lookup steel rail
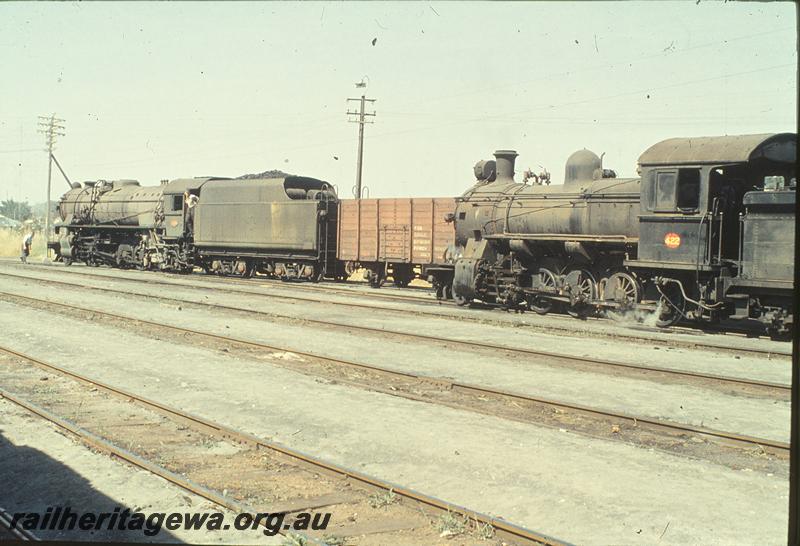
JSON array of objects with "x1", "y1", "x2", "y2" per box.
[
  {"x1": 0, "y1": 505, "x2": 38, "y2": 541},
  {"x1": 0, "y1": 387, "x2": 322, "y2": 544},
  {"x1": 0, "y1": 348, "x2": 565, "y2": 546},
  {"x1": 0, "y1": 293, "x2": 789, "y2": 454},
  {"x1": 21, "y1": 257, "x2": 787, "y2": 342},
  {"x1": 0, "y1": 273, "x2": 789, "y2": 393},
  {"x1": 0, "y1": 263, "x2": 788, "y2": 359}
]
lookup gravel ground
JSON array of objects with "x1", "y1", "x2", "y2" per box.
[
  {"x1": 0, "y1": 276, "x2": 790, "y2": 444},
  {"x1": 0, "y1": 299, "x2": 788, "y2": 545},
  {"x1": 0, "y1": 398, "x2": 280, "y2": 544}
]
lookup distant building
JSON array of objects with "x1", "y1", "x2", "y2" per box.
[{"x1": 0, "y1": 214, "x2": 22, "y2": 229}]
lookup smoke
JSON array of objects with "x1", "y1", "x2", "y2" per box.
[{"x1": 603, "y1": 301, "x2": 664, "y2": 328}]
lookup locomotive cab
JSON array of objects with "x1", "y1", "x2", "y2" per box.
[
  {"x1": 626, "y1": 133, "x2": 796, "y2": 327},
  {"x1": 631, "y1": 133, "x2": 795, "y2": 270},
  {"x1": 161, "y1": 178, "x2": 219, "y2": 240}
]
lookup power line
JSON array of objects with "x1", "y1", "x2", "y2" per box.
[
  {"x1": 355, "y1": 62, "x2": 795, "y2": 142},
  {"x1": 390, "y1": 26, "x2": 796, "y2": 109}
]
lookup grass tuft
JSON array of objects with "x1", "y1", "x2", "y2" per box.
[{"x1": 367, "y1": 487, "x2": 399, "y2": 509}]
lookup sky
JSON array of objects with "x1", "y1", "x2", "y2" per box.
[{"x1": 0, "y1": 1, "x2": 796, "y2": 204}]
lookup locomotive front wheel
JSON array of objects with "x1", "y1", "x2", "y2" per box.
[
  {"x1": 442, "y1": 284, "x2": 452, "y2": 301},
  {"x1": 453, "y1": 293, "x2": 470, "y2": 306}
]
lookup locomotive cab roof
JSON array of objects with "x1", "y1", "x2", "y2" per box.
[{"x1": 638, "y1": 133, "x2": 796, "y2": 166}]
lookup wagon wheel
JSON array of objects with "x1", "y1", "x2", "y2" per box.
[
  {"x1": 368, "y1": 270, "x2": 384, "y2": 288},
  {"x1": 566, "y1": 269, "x2": 596, "y2": 319},
  {"x1": 655, "y1": 281, "x2": 686, "y2": 328},
  {"x1": 529, "y1": 268, "x2": 557, "y2": 315}
]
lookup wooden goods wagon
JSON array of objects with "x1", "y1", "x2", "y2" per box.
[{"x1": 337, "y1": 198, "x2": 455, "y2": 286}]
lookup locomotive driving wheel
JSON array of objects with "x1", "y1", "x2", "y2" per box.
[
  {"x1": 529, "y1": 268, "x2": 557, "y2": 315},
  {"x1": 655, "y1": 281, "x2": 686, "y2": 327},
  {"x1": 604, "y1": 272, "x2": 641, "y2": 306},
  {"x1": 566, "y1": 269, "x2": 597, "y2": 318}
]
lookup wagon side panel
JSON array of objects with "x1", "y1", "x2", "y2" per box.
[{"x1": 432, "y1": 198, "x2": 456, "y2": 265}]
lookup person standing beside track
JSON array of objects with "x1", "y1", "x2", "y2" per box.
[{"x1": 19, "y1": 231, "x2": 34, "y2": 264}]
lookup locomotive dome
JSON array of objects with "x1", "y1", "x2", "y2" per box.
[{"x1": 564, "y1": 149, "x2": 602, "y2": 186}]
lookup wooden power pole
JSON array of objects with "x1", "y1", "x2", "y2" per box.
[
  {"x1": 37, "y1": 114, "x2": 65, "y2": 261},
  {"x1": 346, "y1": 94, "x2": 376, "y2": 199}
]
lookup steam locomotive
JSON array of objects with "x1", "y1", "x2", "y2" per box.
[
  {"x1": 52, "y1": 176, "x2": 339, "y2": 280},
  {"x1": 445, "y1": 133, "x2": 796, "y2": 337},
  {"x1": 50, "y1": 132, "x2": 796, "y2": 337}
]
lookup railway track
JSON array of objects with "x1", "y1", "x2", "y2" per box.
[
  {"x1": 1, "y1": 290, "x2": 789, "y2": 457},
  {"x1": 169, "y1": 273, "x2": 796, "y2": 343},
  {"x1": 0, "y1": 272, "x2": 789, "y2": 395},
  {"x1": 0, "y1": 345, "x2": 563, "y2": 546},
  {"x1": 0, "y1": 505, "x2": 37, "y2": 541},
  {"x1": 0, "y1": 264, "x2": 789, "y2": 360}
]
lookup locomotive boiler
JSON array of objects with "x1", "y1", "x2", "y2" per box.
[
  {"x1": 451, "y1": 149, "x2": 641, "y2": 315},
  {"x1": 53, "y1": 179, "x2": 183, "y2": 269}
]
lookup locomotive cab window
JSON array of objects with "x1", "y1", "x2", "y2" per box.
[
  {"x1": 676, "y1": 169, "x2": 700, "y2": 211},
  {"x1": 652, "y1": 169, "x2": 700, "y2": 212},
  {"x1": 172, "y1": 195, "x2": 183, "y2": 211},
  {"x1": 654, "y1": 171, "x2": 677, "y2": 211}
]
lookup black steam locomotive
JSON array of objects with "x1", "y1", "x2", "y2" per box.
[
  {"x1": 448, "y1": 133, "x2": 796, "y2": 337},
  {"x1": 50, "y1": 132, "x2": 795, "y2": 337},
  {"x1": 52, "y1": 176, "x2": 339, "y2": 280}
]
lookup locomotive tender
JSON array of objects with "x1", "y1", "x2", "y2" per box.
[
  {"x1": 50, "y1": 132, "x2": 795, "y2": 336},
  {"x1": 447, "y1": 133, "x2": 796, "y2": 336}
]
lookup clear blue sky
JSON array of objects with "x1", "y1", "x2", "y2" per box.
[{"x1": 0, "y1": 1, "x2": 796, "y2": 203}]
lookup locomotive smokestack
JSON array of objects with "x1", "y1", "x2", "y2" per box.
[{"x1": 493, "y1": 150, "x2": 518, "y2": 183}]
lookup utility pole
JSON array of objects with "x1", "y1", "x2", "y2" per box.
[
  {"x1": 37, "y1": 114, "x2": 65, "y2": 261},
  {"x1": 346, "y1": 92, "x2": 376, "y2": 199}
]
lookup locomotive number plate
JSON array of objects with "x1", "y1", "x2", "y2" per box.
[{"x1": 664, "y1": 232, "x2": 681, "y2": 249}]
